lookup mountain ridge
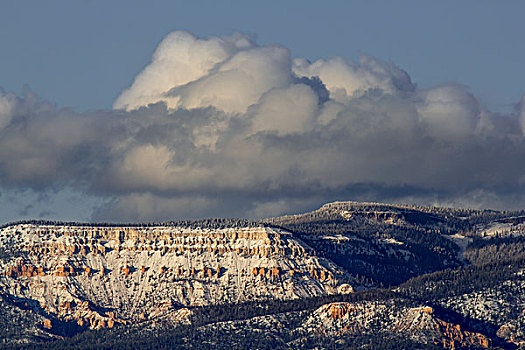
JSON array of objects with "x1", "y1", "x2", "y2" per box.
[{"x1": 1, "y1": 200, "x2": 525, "y2": 349}]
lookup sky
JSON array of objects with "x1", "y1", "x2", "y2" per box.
[{"x1": 1, "y1": 1, "x2": 525, "y2": 223}]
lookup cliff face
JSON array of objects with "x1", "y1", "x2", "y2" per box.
[{"x1": 0, "y1": 223, "x2": 348, "y2": 334}]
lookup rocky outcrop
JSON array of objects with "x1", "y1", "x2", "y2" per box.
[
  {"x1": 12, "y1": 225, "x2": 304, "y2": 258},
  {"x1": 303, "y1": 301, "x2": 491, "y2": 350},
  {"x1": 329, "y1": 303, "x2": 355, "y2": 320},
  {"x1": 395, "y1": 307, "x2": 491, "y2": 349},
  {"x1": 4, "y1": 261, "x2": 46, "y2": 278}
]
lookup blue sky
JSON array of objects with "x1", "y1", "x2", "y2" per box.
[
  {"x1": 2, "y1": 1, "x2": 524, "y2": 112},
  {"x1": 1, "y1": 1, "x2": 525, "y2": 224}
]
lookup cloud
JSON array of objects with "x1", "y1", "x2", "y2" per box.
[
  {"x1": 0, "y1": 89, "x2": 17, "y2": 129},
  {"x1": 417, "y1": 84, "x2": 480, "y2": 141},
  {"x1": 292, "y1": 55, "x2": 415, "y2": 103},
  {"x1": 1, "y1": 31, "x2": 525, "y2": 222},
  {"x1": 251, "y1": 84, "x2": 318, "y2": 135},
  {"x1": 113, "y1": 31, "x2": 292, "y2": 114},
  {"x1": 113, "y1": 31, "x2": 244, "y2": 111}
]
